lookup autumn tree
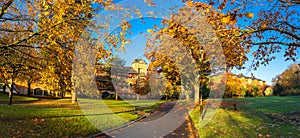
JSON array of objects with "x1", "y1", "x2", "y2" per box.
[
  {"x1": 2, "y1": 0, "x2": 297, "y2": 104},
  {"x1": 145, "y1": 0, "x2": 299, "y2": 103},
  {"x1": 0, "y1": 1, "x2": 41, "y2": 104},
  {"x1": 145, "y1": 58, "x2": 182, "y2": 100},
  {"x1": 17, "y1": 64, "x2": 42, "y2": 96},
  {"x1": 242, "y1": 0, "x2": 299, "y2": 68},
  {"x1": 0, "y1": 44, "x2": 40, "y2": 105},
  {"x1": 223, "y1": 73, "x2": 243, "y2": 98},
  {"x1": 194, "y1": 0, "x2": 299, "y2": 68},
  {"x1": 108, "y1": 55, "x2": 127, "y2": 100},
  {"x1": 145, "y1": 2, "x2": 251, "y2": 105},
  {"x1": 1, "y1": 0, "x2": 114, "y2": 103},
  {"x1": 273, "y1": 63, "x2": 300, "y2": 96},
  {"x1": 128, "y1": 73, "x2": 151, "y2": 100},
  {"x1": 36, "y1": 0, "x2": 129, "y2": 101},
  {"x1": 73, "y1": 31, "x2": 100, "y2": 102},
  {"x1": 36, "y1": 0, "x2": 96, "y2": 99}
]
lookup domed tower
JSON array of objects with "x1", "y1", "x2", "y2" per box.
[{"x1": 131, "y1": 58, "x2": 147, "y2": 74}]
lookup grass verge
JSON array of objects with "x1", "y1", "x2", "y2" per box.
[{"x1": 190, "y1": 96, "x2": 300, "y2": 137}]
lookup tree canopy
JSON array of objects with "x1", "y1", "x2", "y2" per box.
[
  {"x1": 0, "y1": 0, "x2": 299, "y2": 104},
  {"x1": 273, "y1": 63, "x2": 300, "y2": 96}
]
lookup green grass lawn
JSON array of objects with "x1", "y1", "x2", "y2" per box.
[
  {"x1": 0, "y1": 94, "x2": 165, "y2": 137},
  {"x1": 77, "y1": 98, "x2": 165, "y2": 132},
  {"x1": 0, "y1": 93, "x2": 38, "y2": 102},
  {"x1": 190, "y1": 96, "x2": 300, "y2": 138}
]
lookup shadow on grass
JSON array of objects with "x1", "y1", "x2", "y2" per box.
[
  {"x1": 225, "y1": 110, "x2": 251, "y2": 137},
  {"x1": 193, "y1": 96, "x2": 300, "y2": 137},
  {"x1": 1, "y1": 105, "x2": 161, "y2": 121},
  {"x1": 224, "y1": 96, "x2": 300, "y2": 113},
  {"x1": 0, "y1": 110, "x2": 137, "y2": 124},
  {"x1": 0, "y1": 100, "x2": 39, "y2": 104}
]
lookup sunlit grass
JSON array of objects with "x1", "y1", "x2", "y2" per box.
[
  {"x1": 78, "y1": 98, "x2": 165, "y2": 131},
  {"x1": 190, "y1": 96, "x2": 300, "y2": 137},
  {"x1": 0, "y1": 97, "x2": 166, "y2": 137}
]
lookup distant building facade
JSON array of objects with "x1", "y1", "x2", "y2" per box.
[
  {"x1": 224, "y1": 72, "x2": 267, "y2": 98},
  {"x1": 95, "y1": 59, "x2": 149, "y2": 99}
]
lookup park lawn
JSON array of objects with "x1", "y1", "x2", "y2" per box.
[
  {"x1": 0, "y1": 95, "x2": 165, "y2": 137},
  {"x1": 0, "y1": 93, "x2": 38, "y2": 102},
  {"x1": 77, "y1": 98, "x2": 165, "y2": 132},
  {"x1": 190, "y1": 96, "x2": 300, "y2": 138}
]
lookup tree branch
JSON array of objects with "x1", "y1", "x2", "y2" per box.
[
  {"x1": 250, "y1": 41, "x2": 300, "y2": 47},
  {"x1": 279, "y1": 21, "x2": 300, "y2": 30},
  {"x1": 244, "y1": 27, "x2": 300, "y2": 40},
  {"x1": 1, "y1": 18, "x2": 79, "y2": 49},
  {"x1": 0, "y1": 28, "x2": 33, "y2": 32},
  {"x1": 8, "y1": 47, "x2": 42, "y2": 60},
  {"x1": 0, "y1": 17, "x2": 36, "y2": 22},
  {"x1": 254, "y1": 28, "x2": 300, "y2": 40},
  {"x1": 0, "y1": 0, "x2": 14, "y2": 19}
]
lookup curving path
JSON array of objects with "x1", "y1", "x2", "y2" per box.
[{"x1": 93, "y1": 101, "x2": 199, "y2": 138}]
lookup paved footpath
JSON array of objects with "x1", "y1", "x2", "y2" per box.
[{"x1": 94, "y1": 101, "x2": 199, "y2": 138}]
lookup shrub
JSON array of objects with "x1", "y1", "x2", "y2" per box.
[{"x1": 264, "y1": 87, "x2": 273, "y2": 96}]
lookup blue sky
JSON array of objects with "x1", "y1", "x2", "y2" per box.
[
  {"x1": 96, "y1": 0, "x2": 299, "y2": 85},
  {"x1": 232, "y1": 51, "x2": 298, "y2": 85}
]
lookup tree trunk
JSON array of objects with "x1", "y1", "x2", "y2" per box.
[
  {"x1": 136, "y1": 94, "x2": 139, "y2": 100},
  {"x1": 27, "y1": 82, "x2": 31, "y2": 96},
  {"x1": 199, "y1": 83, "x2": 204, "y2": 118},
  {"x1": 194, "y1": 85, "x2": 200, "y2": 104},
  {"x1": 199, "y1": 74, "x2": 204, "y2": 117},
  {"x1": 8, "y1": 82, "x2": 14, "y2": 105},
  {"x1": 185, "y1": 91, "x2": 190, "y2": 101},
  {"x1": 2, "y1": 84, "x2": 6, "y2": 94},
  {"x1": 194, "y1": 74, "x2": 200, "y2": 105},
  {"x1": 72, "y1": 79, "x2": 77, "y2": 103},
  {"x1": 182, "y1": 87, "x2": 189, "y2": 100},
  {"x1": 115, "y1": 91, "x2": 118, "y2": 101},
  {"x1": 59, "y1": 74, "x2": 65, "y2": 98},
  {"x1": 186, "y1": 93, "x2": 190, "y2": 100},
  {"x1": 200, "y1": 91, "x2": 204, "y2": 116},
  {"x1": 72, "y1": 89, "x2": 77, "y2": 104}
]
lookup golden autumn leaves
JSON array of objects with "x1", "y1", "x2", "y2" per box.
[
  {"x1": 142, "y1": 1, "x2": 257, "y2": 100},
  {"x1": 185, "y1": 1, "x2": 255, "y2": 30},
  {"x1": 220, "y1": 12, "x2": 253, "y2": 25},
  {"x1": 246, "y1": 12, "x2": 255, "y2": 18}
]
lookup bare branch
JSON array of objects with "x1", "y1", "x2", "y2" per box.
[
  {"x1": 250, "y1": 41, "x2": 300, "y2": 47},
  {"x1": 242, "y1": 27, "x2": 300, "y2": 40},
  {"x1": 0, "y1": 0, "x2": 14, "y2": 19},
  {"x1": 0, "y1": 28, "x2": 33, "y2": 32},
  {"x1": 0, "y1": 17, "x2": 36, "y2": 22},
  {"x1": 279, "y1": 21, "x2": 300, "y2": 30}
]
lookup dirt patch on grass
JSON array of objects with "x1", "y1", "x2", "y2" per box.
[{"x1": 259, "y1": 111, "x2": 300, "y2": 124}]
